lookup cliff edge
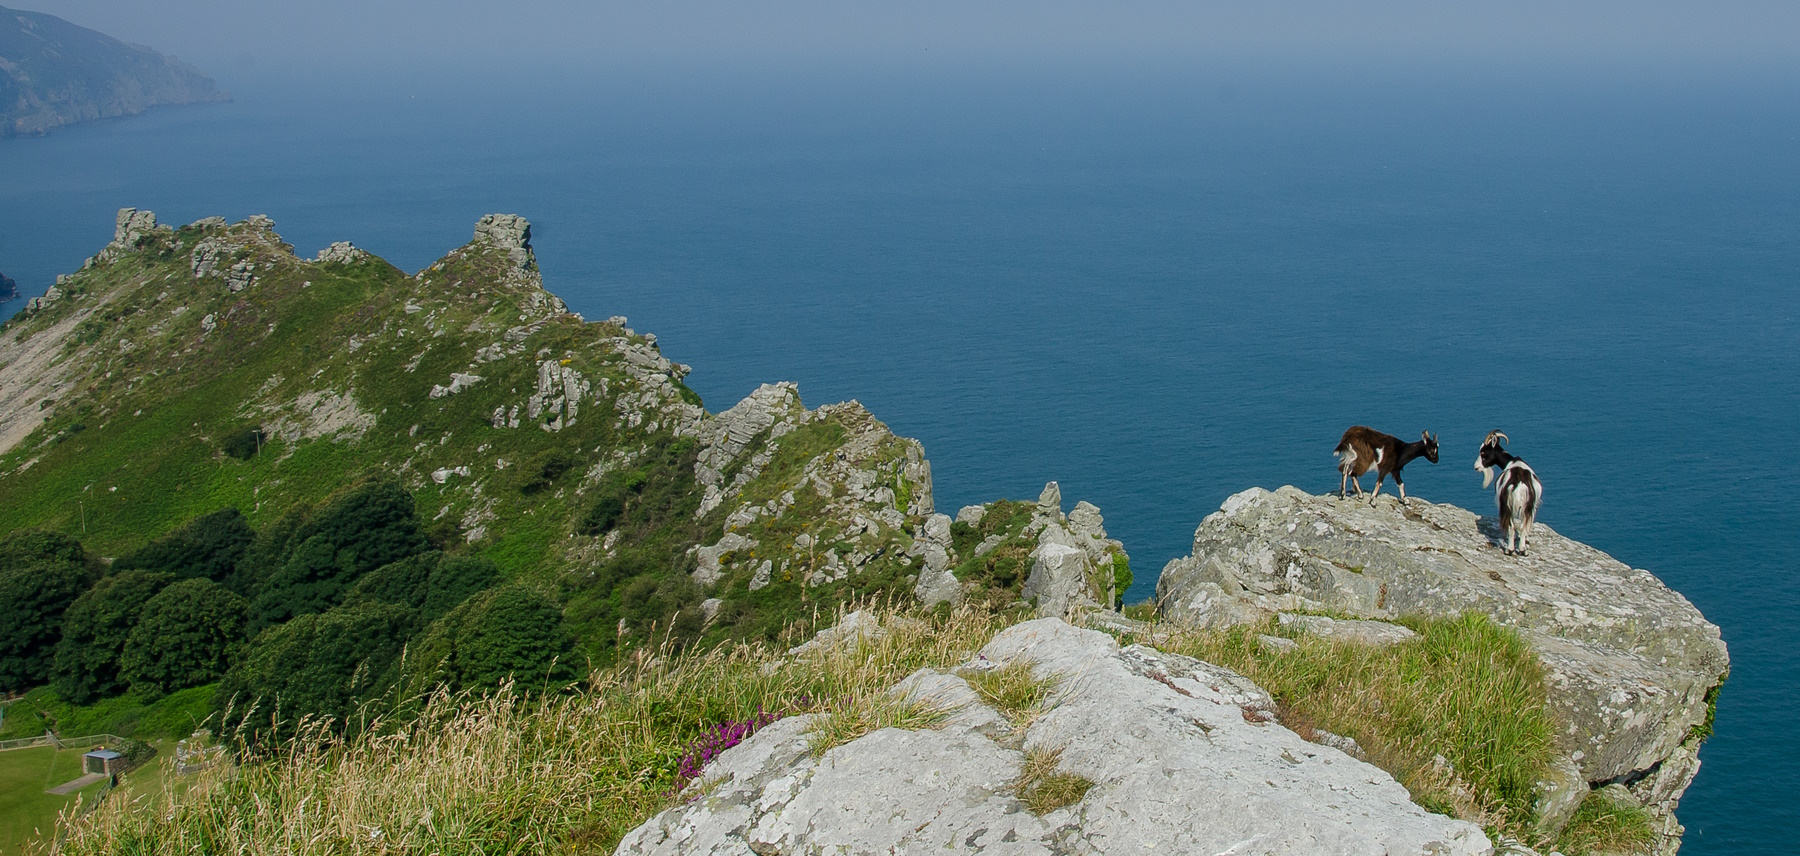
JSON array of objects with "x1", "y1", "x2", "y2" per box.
[{"x1": 1156, "y1": 486, "x2": 1728, "y2": 854}]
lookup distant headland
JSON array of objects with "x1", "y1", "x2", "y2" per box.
[{"x1": 0, "y1": 4, "x2": 228, "y2": 136}]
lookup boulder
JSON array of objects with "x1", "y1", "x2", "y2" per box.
[
  {"x1": 616, "y1": 619, "x2": 1492, "y2": 855},
  {"x1": 1155, "y1": 486, "x2": 1728, "y2": 846}
]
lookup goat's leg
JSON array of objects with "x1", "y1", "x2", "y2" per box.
[
  {"x1": 1369, "y1": 474, "x2": 1383, "y2": 503},
  {"x1": 1394, "y1": 471, "x2": 1408, "y2": 504},
  {"x1": 1339, "y1": 468, "x2": 1349, "y2": 499}
]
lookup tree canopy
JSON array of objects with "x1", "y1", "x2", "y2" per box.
[
  {"x1": 244, "y1": 481, "x2": 430, "y2": 633},
  {"x1": 121, "y1": 578, "x2": 247, "y2": 699},
  {"x1": 113, "y1": 508, "x2": 254, "y2": 584},
  {"x1": 0, "y1": 530, "x2": 99, "y2": 693},
  {"x1": 51, "y1": 570, "x2": 177, "y2": 703},
  {"x1": 215, "y1": 603, "x2": 415, "y2": 738}
]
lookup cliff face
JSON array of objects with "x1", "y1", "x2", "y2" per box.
[
  {"x1": 1156, "y1": 487, "x2": 1729, "y2": 854},
  {"x1": 0, "y1": 5, "x2": 228, "y2": 136}
]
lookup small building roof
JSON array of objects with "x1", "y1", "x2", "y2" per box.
[{"x1": 84, "y1": 749, "x2": 122, "y2": 760}]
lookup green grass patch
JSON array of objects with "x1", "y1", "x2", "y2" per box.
[
  {"x1": 961, "y1": 661, "x2": 1054, "y2": 733},
  {"x1": 1555, "y1": 790, "x2": 1656, "y2": 855},
  {"x1": 0, "y1": 745, "x2": 109, "y2": 855},
  {"x1": 0, "y1": 685, "x2": 215, "y2": 742},
  {"x1": 1128, "y1": 611, "x2": 1556, "y2": 839},
  {"x1": 1015, "y1": 746, "x2": 1093, "y2": 815}
]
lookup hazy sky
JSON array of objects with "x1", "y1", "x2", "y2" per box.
[{"x1": 16, "y1": 1, "x2": 1800, "y2": 84}]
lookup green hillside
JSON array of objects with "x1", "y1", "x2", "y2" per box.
[
  {"x1": 0, "y1": 5, "x2": 228, "y2": 136},
  {"x1": 0, "y1": 209, "x2": 946, "y2": 732}
]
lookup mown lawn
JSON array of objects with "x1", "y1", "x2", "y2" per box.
[{"x1": 0, "y1": 745, "x2": 107, "y2": 855}]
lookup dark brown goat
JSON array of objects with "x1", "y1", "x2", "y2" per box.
[{"x1": 1335, "y1": 426, "x2": 1439, "y2": 503}]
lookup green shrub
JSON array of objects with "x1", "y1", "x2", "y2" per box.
[
  {"x1": 113, "y1": 508, "x2": 254, "y2": 583},
  {"x1": 244, "y1": 481, "x2": 429, "y2": 633},
  {"x1": 215, "y1": 603, "x2": 416, "y2": 740},
  {"x1": 342, "y1": 552, "x2": 498, "y2": 623},
  {"x1": 516, "y1": 449, "x2": 579, "y2": 494},
  {"x1": 51, "y1": 570, "x2": 177, "y2": 703},
  {"x1": 120, "y1": 579, "x2": 247, "y2": 700},
  {"x1": 220, "y1": 426, "x2": 266, "y2": 460},
  {"x1": 409, "y1": 584, "x2": 578, "y2": 694}
]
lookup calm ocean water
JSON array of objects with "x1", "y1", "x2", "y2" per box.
[{"x1": 2, "y1": 64, "x2": 1795, "y2": 850}]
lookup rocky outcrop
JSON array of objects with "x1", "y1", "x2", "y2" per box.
[
  {"x1": 1021, "y1": 483, "x2": 1129, "y2": 618},
  {"x1": 1155, "y1": 486, "x2": 1728, "y2": 852},
  {"x1": 0, "y1": 270, "x2": 16, "y2": 301},
  {"x1": 1, "y1": 6, "x2": 229, "y2": 136},
  {"x1": 616, "y1": 618, "x2": 1492, "y2": 855},
  {"x1": 685, "y1": 383, "x2": 935, "y2": 595}
]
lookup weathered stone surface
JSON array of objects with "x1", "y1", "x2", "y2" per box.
[
  {"x1": 618, "y1": 618, "x2": 1491, "y2": 856},
  {"x1": 1012, "y1": 483, "x2": 1130, "y2": 618},
  {"x1": 314, "y1": 241, "x2": 369, "y2": 264},
  {"x1": 1155, "y1": 485, "x2": 1728, "y2": 846},
  {"x1": 785, "y1": 609, "x2": 884, "y2": 656},
  {"x1": 912, "y1": 512, "x2": 961, "y2": 606},
  {"x1": 1278, "y1": 612, "x2": 1419, "y2": 646}
]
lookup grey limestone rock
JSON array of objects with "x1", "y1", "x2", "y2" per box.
[
  {"x1": 912, "y1": 512, "x2": 961, "y2": 606},
  {"x1": 616, "y1": 618, "x2": 1491, "y2": 856},
  {"x1": 314, "y1": 241, "x2": 369, "y2": 264},
  {"x1": 1155, "y1": 485, "x2": 1727, "y2": 849},
  {"x1": 1277, "y1": 612, "x2": 1419, "y2": 646}
]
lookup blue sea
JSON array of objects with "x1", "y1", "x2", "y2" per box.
[{"x1": 2, "y1": 61, "x2": 1795, "y2": 850}]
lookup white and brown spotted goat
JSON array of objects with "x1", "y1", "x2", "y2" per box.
[
  {"x1": 1475, "y1": 430, "x2": 1543, "y2": 556},
  {"x1": 1335, "y1": 426, "x2": 1439, "y2": 504}
]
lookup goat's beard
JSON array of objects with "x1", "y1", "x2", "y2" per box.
[{"x1": 1477, "y1": 460, "x2": 1495, "y2": 489}]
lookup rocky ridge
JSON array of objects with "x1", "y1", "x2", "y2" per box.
[
  {"x1": 1156, "y1": 486, "x2": 1728, "y2": 853},
  {"x1": 0, "y1": 207, "x2": 1122, "y2": 652}
]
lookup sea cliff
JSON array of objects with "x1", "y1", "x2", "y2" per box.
[{"x1": 0, "y1": 5, "x2": 227, "y2": 136}]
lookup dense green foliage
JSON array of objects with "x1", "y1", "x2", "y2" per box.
[
  {"x1": 565, "y1": 435, "x2": 712, "y2": 655},
  {"x1": 341, "y1": 551, "x2": 498, "y2": 623},
  {"x1": 410, "y1": 584, "x2": 579, "y2": 694},
  {"x1": 244, "y1": 481, "x2": 430, "y2": 634},
  {"x1": 216, "y1": 603, "x2": 416, "y2": 737},
  {"x1": 51, "y1": 570, "x2": 177, "y2": 703},
  {"x1": 113, "y1": 507, "x2": 253, "y2": 583},
  {"x1": 119, "y1": 579, "x2": 247, "y2": 699},
  {"x1": 0, "y1": 530, "x2": 100, "y2": 692}
]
